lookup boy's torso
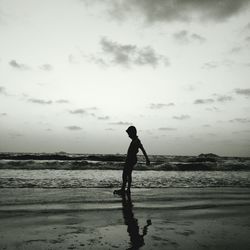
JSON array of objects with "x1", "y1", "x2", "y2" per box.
[{"x1": 126, "y1": 137, "x2": 141, "y2": 164}]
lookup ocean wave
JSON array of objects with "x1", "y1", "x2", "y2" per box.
[
  {"x1": 0, "y1": 160, "x2": 249, "y2": 171},
  {"x1": 0, "y1": 153, "x2": 249, "y2": 171},
  {"x1": 0, "y1": 170, "x2": 250, "y2": 188}
]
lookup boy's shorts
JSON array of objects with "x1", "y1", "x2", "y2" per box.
[{"x1": 123, "y1": 163, "x2": 135, "y2": 174}]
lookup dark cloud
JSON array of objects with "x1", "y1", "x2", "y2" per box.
[
  {"x1": 0, "y1": 112, "x2": 7, "y2": 116},
  {"x1": 202, "y1": 124, "x2": 211, "y2": 127},
  {"x1": 173, "y1": 30, "x2": 189, "y2": 43},
  {"x1": 173, "y1": 30, "x2": 206, "y2": 44},
  {"x1": 69, "y1": 107, "x2": 98, "y2": 116},
  {"x1": 28, "y1": 98, "x2": 53, "y2": 105},
  {"x1": 69, "y1": 109, "x2": 87, "y2": 115},
  {"x1": 173, "y1": 115, "x2": 190, "y2": 120},
  {"x1": 83, "y1": 0, "x2": 250, "y2": 23},
  {"x1": 194, "y1": 98, "x2": 214, "y2": 104},
  {"x1": 149, "y1": 103, "x2": 174, "y2": 109},
  {"x1": 9, "y1": 60, "x2": 30, "y2": 70},
  {"x1": 55, "y1": 99, "x2": 70, "y2": 104},
  {"x1": 98, "y1": 116, "x2": 110, "y2": 120},
  {"x1": 39, "y1": 64, "x2": 53, "y2": 71},
  {"x1": 215, "y1": 95, "x2": 233, "y2": 102},
  {"x1": 158, "y1": 127, "x2": 177, "y2": 131},
  {"x1": 109, "y1": 121, "x2": 132, "y2": 126},
  {"x1": 89, "y1": 37, "x2": 169, "y2": 68},
  {"x1": 194, "y1": 94, "x2": 233, "y2": 106},
  {"x1": 234, "y1": 88, "x2": 250, "y2": 96},
  {"x1": 65, "y1": 126, "x2": 82, "y2": 131},
  {"x1": 229, "y1": 118, "x2": 250, "y2": 123},
  {"x1": 191, "y1": 33, "x2": 206, "y2": 43}
]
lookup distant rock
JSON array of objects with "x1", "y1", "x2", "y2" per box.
[{"x1": 198, "y1": 153, "x2": 219, "y2": 158}]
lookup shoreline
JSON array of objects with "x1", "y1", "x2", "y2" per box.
[{"x1": 1, "y1": 188, "x2": 250, "y2": 249}]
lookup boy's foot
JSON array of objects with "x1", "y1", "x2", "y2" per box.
[{"x1": 113, "y1": 189, "x2": 125, "y2": 195}]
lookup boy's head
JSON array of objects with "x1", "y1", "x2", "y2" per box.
[{"x1": 126, "y1": 126, "x2": 137, "y2": 139}]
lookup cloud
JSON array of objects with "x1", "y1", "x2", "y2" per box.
[
  {"x1": 0, "y1": 86, "x2": 8, "y2": 96},
  {"x1": 69, "y1": 109, "x2": 87, "y2": 115},
  {"x1": 202, "y1": 62, "x2": 218, "y2": 69},
  {"x1": 83, "y1": 0, "x2": 250, "y2": 23},
  {"x1": 191, "y1": 33, "x2": 206, "y2": 43},
  {"x1": 194, "y1": 98, "x2": 214, "y2": 104},
  {"x1": 39, "y1": 64, "x2": 53, "y2": 71},
  {"x1": 88, "y1": 37, "x2": 169, "y2": 68},
  {"x1": 203, "y1": 60, "x2": 236, "y2": 69},
  {"x1": 230, "y1": 47, "x2": 242, "y2": 53},
  {"x1": 109, "y1": 121, "x2": 132, "y2": 126},
  {"x1": 173, "y1": 115, "x2": 190, "y2": 120},
  {"x1": 229, "y1": 118, "x2": 250, "y2": 123},
  {"x1": 215, "y1": 95, "x2": 233, "y2": 102},
  {"x1": 206, "y1": 107, "x2": 219, "y2": 111},
  {"x1": 234, "y1": 88, "x2": 250, "y2": 96},
  {"x1": 0, "y1": 112, "x2": 7, "y2": 116},
  {"x1": 173, "y1": 30, "x2": 189, "y2": 43},
  {"x1": 244, "y1": 22, "x2": 250, "y2": 30},
  {"x1": 9, "y1": 60, "x2": 30, "y2": 70},
  {"x1": 84, "y1": 54, "x2": 108, "y2": 67},
  {"x1": 98, "y1": 116, "x2": 110, "y2": 120},
  {"x1": 65, "y1": 126, "x2": 82, "y2": 130},
  {"x1": 149, "y1": 103, "x2": 174, "y2": 109},
  {"x1": 194, "y1": 94, "x2": 232, "y2": 106},
  {"x1": 158, "y1": 127, "x2": 177, "y2": 131},
  {"x1": 69, "y1": 107, "x2": 98, "y2": 116},
  {"x1": 105, "y1": 128, "x2": 115, "y2": 131},
  {"x1": 173, "y1": 30, "x2": 206, "y2": 44},
  {"x1": 28, "y1": 98, "x2": 53, "y2": 104},
  {"x1": 55, "y1": 99, "x2": 70, "y2": 104},
  {"x1": 86, "y1": 107, "x2": 98, "y2": 111}
]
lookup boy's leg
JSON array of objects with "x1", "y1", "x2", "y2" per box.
[
  {"x1": 121, "y1": 169, "x2": 127, "y2": 190},
  {"x1": 127, "y1": 172, "x2": 132, "y2": 192},
  {"x1": 127, "y1": 165, "x2": 134, "y2": 192}
]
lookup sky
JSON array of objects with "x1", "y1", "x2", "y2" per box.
[{"x1": 0, "y1": 0, "x2": 250, "y2": 156}]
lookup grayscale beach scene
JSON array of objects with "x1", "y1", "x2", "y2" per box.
[{"x1": 1, "y1": 0, "x2": 250, "y2": 249}]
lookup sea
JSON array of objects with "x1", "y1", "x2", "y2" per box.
[{"x1": 0, "y1": 152, "x2": 250, "y2": 188}]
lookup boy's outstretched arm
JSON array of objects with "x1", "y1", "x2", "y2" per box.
[{"x1": 140, "y1": 144, "x2": 150, "y2": 165}]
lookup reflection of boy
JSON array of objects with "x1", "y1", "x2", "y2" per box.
[
  {"x1": 122, "y1": 193, "x2": 152, "y2": 249},
  {"x1": 117, "y1": 126, "x2": 150, "y2": 194}
]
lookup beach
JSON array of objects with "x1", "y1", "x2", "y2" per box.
[{"x1": 1, "y1": 187, "x2": 250, "y2": 250}]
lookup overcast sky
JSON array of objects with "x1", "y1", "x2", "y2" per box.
[{"x1": 0, "y1": 0, "x2": 250, "y2": 156}]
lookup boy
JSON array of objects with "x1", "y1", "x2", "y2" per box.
[{"x1": 115, "y1": 126, "x2": 150, "y2": 194}]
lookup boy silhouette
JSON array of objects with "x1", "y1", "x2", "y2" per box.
[{"x1": 115, "y1": 126, "x2": 150, "y2": 194}]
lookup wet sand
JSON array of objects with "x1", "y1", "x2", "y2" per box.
[{"x1": 0, "y1": 188, "x2": 250, "y2": 249}]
